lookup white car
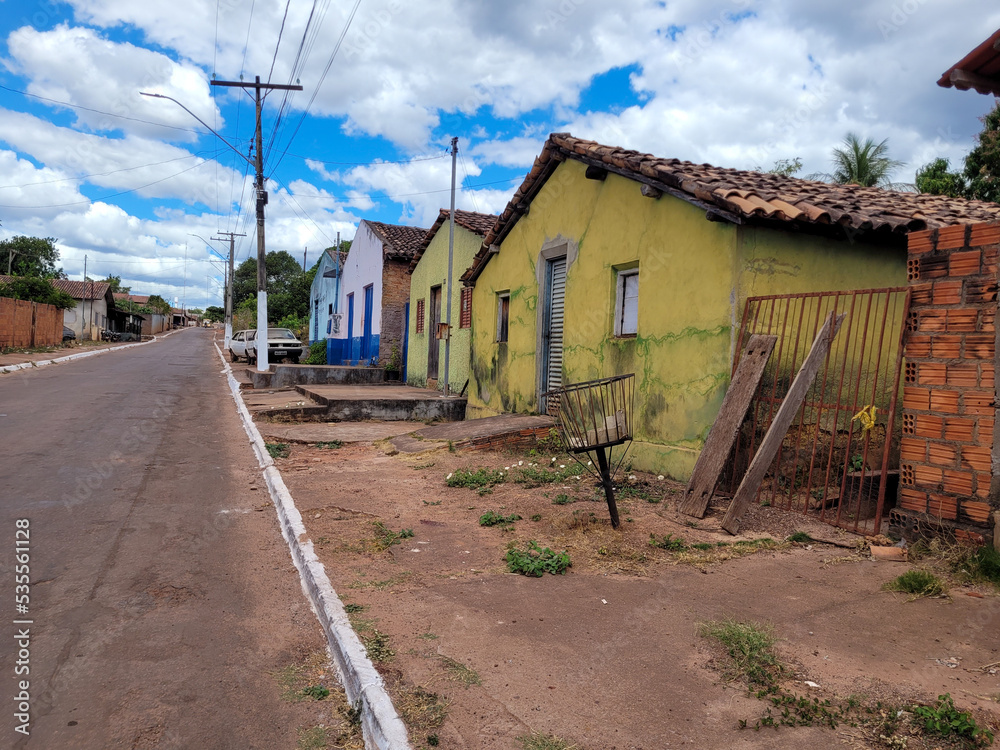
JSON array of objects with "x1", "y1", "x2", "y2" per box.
[
  {"x1": 229, "y1": 329, "x2": 252, "y2": 362},
  {"x1": 246, "y1": 328, "x2": 305, "y2": 364}
]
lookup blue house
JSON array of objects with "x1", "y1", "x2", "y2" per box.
[
  {"x1": 319, "y1": 220, "x2": 427, "y2": 365},
  {"x1": 307, "y1": 247, "x2": 348, "y2": 346}
]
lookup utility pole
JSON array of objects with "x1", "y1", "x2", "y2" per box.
[
  {"x1": 209, "y1": 75, "x2": 302, "y2": 372},
  {"x1": 303, "y1": 247, "x2": 308, "y2": 271},
  {"x1": 213, "y1": 231, "x2": 245, "y2": 351},
  {"x1": 83, "y1": 254, "x2": 88, "y2": 340},
  {"x1": 443, "y1": 137, "x2": 458, "y2": 397}
]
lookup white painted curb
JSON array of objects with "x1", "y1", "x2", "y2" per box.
[
  {"x1": 215, "y1": 343, "x2": 412, "y2": 750},
  {"x1": 0, "y1": 328, "x2": 184, "y2": 374}
]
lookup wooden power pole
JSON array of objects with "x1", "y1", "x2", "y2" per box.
[{"x1": 212, "y1": 231, "x2": 245, "y2": 351}]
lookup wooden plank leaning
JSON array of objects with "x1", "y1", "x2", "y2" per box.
[
  {"x1": 678, "y1": 334, "x2": 777, "y2": 518},
  {"x1": 721, "y1": 312, "x2": 846, "y2": 535}
]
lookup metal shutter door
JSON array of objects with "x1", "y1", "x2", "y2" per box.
[{"x1": 545, "y1": 257, "x2": 566, "y2": 414}]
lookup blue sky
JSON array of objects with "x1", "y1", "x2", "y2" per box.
[{"x1": 0, "y1": 0, "x2": 998, "y2": 309}]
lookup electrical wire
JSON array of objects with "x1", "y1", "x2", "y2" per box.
[
  {"x1": 0, "y1": 152, "x2": 209, "y2": 190},
  {"x1": 267, "y1": 0, "x2": 293, "y2": 83},
  {"x1": 458, "y1": 149, "x2": 481, "y2": 213},
  {"x1": 0, "y1": 84, "x2": 205, "y2": 136}
]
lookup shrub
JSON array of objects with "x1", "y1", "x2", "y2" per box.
[
  {"x1": 304, "y1": 340, "x2": 326, "y2": 364},
  {"x1": 505, "y1": 541, "x2": 571, "y2": 576}
]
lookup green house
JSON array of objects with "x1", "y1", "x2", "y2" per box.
[
  {"x1": 461, "y1": 133, "x2": 1000, "y2": 480},
  {"x1": 407, "y1": 209, "x2": 496, "y2": 392}
]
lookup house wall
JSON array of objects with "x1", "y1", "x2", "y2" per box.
[
  {"x1": 62, "y1": 298, "x2": 109, "y2": 340},
  {"x1": 896, "y1": 223, "x2": 999, "y2": 546},
  {"x1": 408, "y1": 224, "x2": 482, "y2": 390},
  {"x1": 140, "y1": 314, "x2": 168, "y2": 336},
  {"x1": 308, "y1": 251, "x2": 342, "y2": 347},
  {"x1": 467, "y1": 158, "x2": 908, "y2": 481},
  {"x1": 380, "y1": 259, "x2": 410, "y2": 368},
  {"x1": 330, "y1": 223, "x2": 383, "y2": 364}
]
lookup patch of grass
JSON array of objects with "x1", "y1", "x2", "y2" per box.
[
  {"x1": 649, "y1": 533, "x2": 686, "y2": 551},
  {"x1": 266, "y1": 442, "x2": 290, "y2": 459},
  {"x1": 506, "y1": 541, "x2": 572, "y2": 577},
  {"x1": 440, "y1": 655, "x2": 482, "y2": 686},
  {"x1": 911, "y1": 693, "x2": 994, "y2": 747},
  {"x1": 417, "y1": 632, "x2": 438, "y2": 640},
  {"x1": 884, "y1": 569, "x2": 947, "y2": 599},
  {"x1": 446, "y1": 467, "x2": 507, "y2": 491},
  {"x1": 787, "y1": 531, "x2": 812, "y2": 543},
  {"x1": 299, "y1": 684, "x2": 331, "y2": 700},
  {"x1": 314, "y1": 440, "x2": 343, "y2": 449},
  {"x1": 699, "y1": 619, "x2": 782, "y2": 690},
  {"x1": 913, "y1": 538, "x2": 1000, "y2": 588},
  {"x1": 552, "y1": 493, "x2": 574, "y2": 505},
  {"x1": 342, "y1": 602, "x2": 365, "y2": 614},
  {"x1": 369, "y1": 521, "x2": 415, "y2": 551},
  {"x1": 349, "y1": 572, "x2": 411, "y2": 591},
  {"x1": 274, "y1": 652, "x2": 332, "y2": 703},
  {"x1": 530, "y1": 514, "x2": 542, "y2": 522},
  {"x1": 479, "y1": 510, "x2": 522, "y2": 527},
  {"x1": 517, "y1": 731, "x2": 578, "y2": 750},
  {"x1": 361, "y1": 629, "x2": 395, "y2": 662},
  {"x1": 673, "y1": 537, "x2": 783, "y2": 565},
  {"x1": 515, "y1": 462, "x2": 580, "y2": 487},
  {"x1": 395, "y1": 686, "x2": 447, "y2": 735},
  {"x1": 297, "y1": 725, "x2": 332, "y2": 750}
]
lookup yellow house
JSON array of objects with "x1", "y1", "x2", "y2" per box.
[
  {"x1": 462, "y1": 133, "x2": 1000, "y2": 480},
  {"x1": 406, "y1": 209, "x2": 496, "y2": 392}
]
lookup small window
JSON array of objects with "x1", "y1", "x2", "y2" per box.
[
  {"x1": 328, "y1": 303, "x2": 333, "y2": 315},
  {"x1": 416, "y1": 298, "x2": 425, "y2": 334},
  {"x1": 497, "y1": 292, "x2": 510, "y2": 342},
  {"x1": 460, "y1": 287, "x2": 473, "y2": 329},
  {"x1": 615, "y1": 269, "x2": 639, "y2": 337}
]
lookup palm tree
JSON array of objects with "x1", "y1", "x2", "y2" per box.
[{"x1": 829, "y1": 133, "x2": 905, "y2": 189}]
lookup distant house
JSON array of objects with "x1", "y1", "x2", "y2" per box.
[
  {"x1": 327, "y1": 220, "x2": 427, "y2": 366},
  {"x1": 407, "y1": 209, "x2": 496, "y2": 390},
  {"x1": 113, "y1": 293, "x2": 168, "y2": 335},
  {"x1": 307, "y1": 247, "x2": 348, "y2": 346},
  {"x1": 938, "y1": 28, "x2": 1000, "y2": 96},
  {"x1": 461, "y1": 133, "x2": 1000, "y2": 480},
  {"x1": 52, "y1": 279, "x2": 115, "y2": 341}
]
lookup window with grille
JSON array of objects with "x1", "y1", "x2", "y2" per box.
[
  {"x1": 460, "y1": 287, "x2": 472, "y2": 328},
  {"x1": 416, "y1": 298, "x2": 425, "y2": 334}
]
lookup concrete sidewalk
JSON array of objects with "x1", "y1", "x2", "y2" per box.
[{"x1": 0, "y1": 341, "x2": 127, "y2": 368}]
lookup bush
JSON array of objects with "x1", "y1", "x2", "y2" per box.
[
  {"x1": 0, "y1": 277, "x2": 76, "y2": 309},
  {"x1": 304, "y1": 341, "x2": 326, "y2": 364},
  {"x1": 505, "y1": 541, "x2": 571, "y2": 576}
]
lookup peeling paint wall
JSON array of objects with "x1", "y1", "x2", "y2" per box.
[
  {"x1": 407, "y1": 224, "x2": 482, "y2": 391},
  {"x1": 468, "y1": 159, "x2": 907, "y2": 480}
]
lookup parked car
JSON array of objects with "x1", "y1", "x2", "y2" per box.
[
  {"x1": 245, "y1": 328, "x2": 305, "y2": 364},
  {"x1": 229, "y1": 329, "x2": 252, "y2": 362},
  {"x1": 62, "y1": 326, "x2": 76, "y2": 342}
]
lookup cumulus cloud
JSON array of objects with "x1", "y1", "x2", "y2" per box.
[{"x1": 5, "y1": 24, "x2": 221, "y2": 140}]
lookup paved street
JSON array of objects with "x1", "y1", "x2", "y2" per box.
[{"x1": 0, "y1": 329, "x2": 325, "y2": 748}]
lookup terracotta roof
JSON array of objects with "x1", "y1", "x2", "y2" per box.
[
  {"x1": 364, "y1": 220, "x2": 429, "y2": 261},
  {"x1": 938, "y1": 29, "x2": 1000, "y2": 96},
  {"x1": 113, "y1": 293, "x2": 150, "y2": 304},
  {"x1": 51, "y1": 279, "x2": 112, "y2": 300},
  {"x1": 462, "y1": 132, "x2": 1000, "y2": 284},
  {"x1": 408, "y1": 209, "x2": 498, "y2": 272}
]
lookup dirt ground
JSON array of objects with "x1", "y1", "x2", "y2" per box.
[{"x1": 269, "y1": 434, "x2": 1000, "y2": 750}]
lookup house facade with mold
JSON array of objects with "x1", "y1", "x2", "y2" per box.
[{"x1": 461, "y1": 133, "x2": 1000, "y2": 481}]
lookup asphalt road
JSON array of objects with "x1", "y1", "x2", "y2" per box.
[{"x1": 0, "y1": 329, "x2": 325, "y2": 748}]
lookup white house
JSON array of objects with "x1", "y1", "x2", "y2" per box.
[
  {"x1": 325, "y1": 220, "x2": 427, "y2": 366},
  {"x1": 54, "y1": 279, "x2": 114, "y2": 341},
  {"x1": 307, "y1": 247, "x2": 347, "y2": 345}
]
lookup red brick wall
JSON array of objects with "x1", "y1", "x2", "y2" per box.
[
  {"x1": 380, "y1": 260, "x2": 411, "y2": 366},
  {"x1": 0, "y1": 297, "x2": 63, "y2": 348},
  {"x1": 900, "y1": 223, "x2": 998, "y2": 543}
]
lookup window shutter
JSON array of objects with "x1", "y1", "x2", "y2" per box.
[
  {"x1": 460, "y1": 287, "x2": 472, "y2": 328},
  {"x1": 416, "y1": 298, "x2": 425, "y2": 333}
]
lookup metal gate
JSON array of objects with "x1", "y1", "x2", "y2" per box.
[{"x1": 721, "y1": 288, "x2": 910, "y2": 535}]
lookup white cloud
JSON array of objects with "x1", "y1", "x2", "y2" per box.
[{"x1": 5, "y1": 24, "x2": 221, "y2": 140}]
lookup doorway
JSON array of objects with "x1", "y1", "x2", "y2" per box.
[
  {"x1": 428, "y1": 285, "x2": 442, "y2": 380},
  {"x1": 540, "y1": 257, "x2": 566, "y2": 415}
]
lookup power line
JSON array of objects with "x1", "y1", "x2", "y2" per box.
[
  {"x1": 267, "y1": 0, "x2": 293, "y2": 83},
  {"x1": 291, "y1": 151, "x2": 450, "y2": 166},
  {"x1": 0, "y1": 152, "x2": 210, "y2": 190},
  {"x1": 0, "y1": 83, "x2": 206, "y2": 135}
]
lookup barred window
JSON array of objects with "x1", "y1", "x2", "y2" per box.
[
  {"x1": 460, "y1": 287, "x2": 472, "y2": 329},
  {"x1": 415, "y1": 298, "x2": 425, "y2": 334}
]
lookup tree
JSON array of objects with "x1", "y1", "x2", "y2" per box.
[
  {"x1": 101, "y1": 274, "x2": 130, "y2": 294},
  {"x1": 204, "y1": 306, "x2": 225, "y2": 323},
  {"x1": 232, "y1": 250, "x2": 311, "y2": 323},
  {"x1": 915, "y1": 158, "x2": 967, "y2": 198},
  {"x1": 828, "y1": 133, "x2": 905, "y2": 189},
  {"x1": 1, "y1": 236, "x2": 65, "y2": 278},
  {"x1": 760, "y1": 157, "x2": 803, "y2": 177},
  {"x1": 963, "y1": 100, "x2": 1000, "y2": 203},
  {"x1": 0, "y1": 277, "x2": 76, "y2": 309},
  {"x1": 146, "y1": 295, "x2": 171, "y2": 315}
]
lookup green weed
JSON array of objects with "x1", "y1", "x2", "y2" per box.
[
  {"x1": 440, "y1": 655, "x2": 482, "y2": 686},
  {"x1": 314, "y1": 440, "x2": 343, "y2": 449},
  {"x1": 296, "y1": 725, "x2": 331, "y2": 750},
  {"x1": 884, "y1": 569, "x2": 947, "y2": 599},
  {"x1": 649, "y1": 533, "x2": 686, "y2": 551},
  {"x1": 786, "y1": 531, "x2": 812, "y2": 543},
  {"x1": 266, "y1": 442, "x2": 290, "y2": 459},
  {"x1": 446, "y1": 467, "x2": 507, "y2": 492},
  {"x1": 362, "y1": 629, "x2": 395, "y2": 662},
  {"x1": 552, "y1": 493, "x2": 574, "y2": 505},
  {"x1": 370, "y1": 521, "x2": 415, "y2": 551},
  {"x1": 517, "y1": 732, "x2": 577, "y2": 750},
  {"x1": 505, "y1": 541, "x2": 572, "y2": 577},
  {"x1": 479, "y1": 511, "x2": 522, "y2": 527},
  {"x1": 530, "y1": 514, "x2": 542, "y2": 522},
  {"x1": 911, "y1": 693, "x2": 994, "y2": 747},
  {"x1": 299, "y1": 685, "x2": 330, "y2": 700},
  {"x1": 699, "y1": 619, "x2": 782, "y2": 690},
  {"x1": 515, "y1": 462, "x2": 580, "y2": 487}
]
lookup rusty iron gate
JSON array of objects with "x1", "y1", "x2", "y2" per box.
[{"x1": 721, "y1": 288, "x2": 910, "y2": 535}]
